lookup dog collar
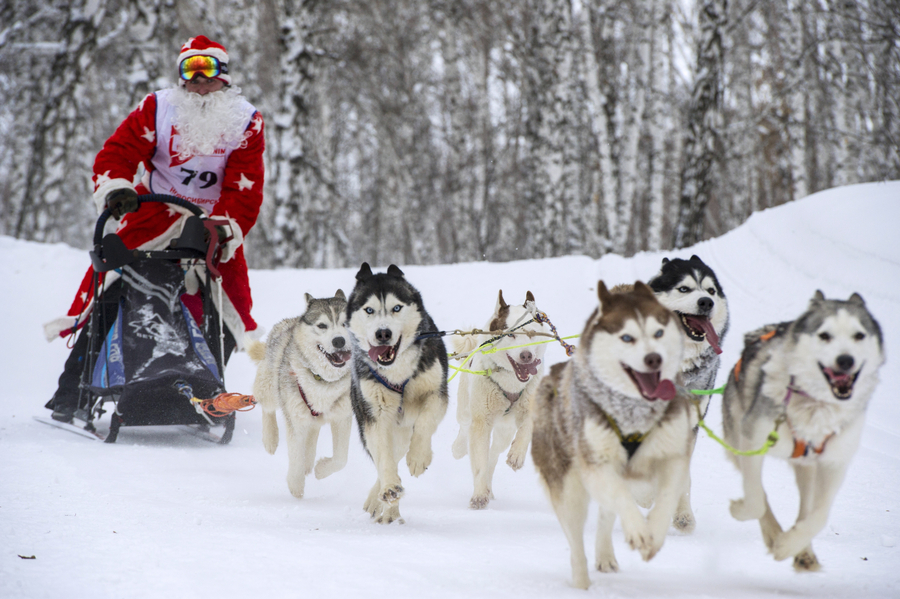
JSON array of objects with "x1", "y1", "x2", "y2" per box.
[
  {"x1": 368, "y1": 366, "x2": 408, "y2": 396},
  {"x1": 782, "y1": 375, "x2": 834, "y2": 458},
  {"x1": 488, "y1": 376, "x2": 523, "y2": 414},
  {"x1": 601, "y1": 410, "x2": 647, "y2": 460},
  {"x1": 289, "y1": 371, "x2": 322, "y2": 417}
]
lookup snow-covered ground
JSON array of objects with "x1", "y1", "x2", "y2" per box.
[{"x1": 2, "y1": 181, "x2": 898, "y2": 598}]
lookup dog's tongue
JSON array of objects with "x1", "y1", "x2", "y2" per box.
[
  {"x1": 368, "y1": 346, "x2": 391, "y2": 362},
  {"x1": 522, "y1": 358, "x2": 541, "y2": 376},
  {"x1": 824, "y1": 367, "x2": 852, "y2": 384},
  {"x1": 685, "y1": 315, "x2": 722, "y2": 354},
  {"x1": 632, "y1": 371, "x2": 677, "y2": 401},
  {"x1": 333, "y1": 350, "x2": 351, "y2": 364}
]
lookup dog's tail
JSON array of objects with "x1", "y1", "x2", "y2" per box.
[
  {"x1": 247, "y1": 339, "x2": 266, "y2": 364},
  {"x1": 451, "y1": 329, "x2": 481, "y2": 358}
]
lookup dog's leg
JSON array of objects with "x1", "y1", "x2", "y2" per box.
[
  {"x1": 729, "y1": 452, "x2": 768, "y2": 521},
  {"x1": 468, "y1": 416, "x2": 493, "y2": 509},
  {"x1": 452, "y1": 379, "x2": 471, "y2": 460},
  {"x1": 302, "y1": 422, "x2": 321, "y2": 476},
  {"x1": 284, "y1": 417, "x2": 309, "y2": 499},
  {"x1": 367, "y1": 420, "x2": 405, "y2": 510},
  {"x1": 407, "y1": 390, "x2": 448, "y2": 478},
  {"x1": 261, "y1": 408, "x2": 279, "y2": 455},
  {"x1": 550, "y1": 474, "x2": 591, "y2": 589},
  {"x1": 773, "y1": 461, "x2": 845, "y2": 567},
  {"x1": 506, "y1": 411, "x2": 532, "y2": 471},
  {"x1": 583, "y1": 466, "x2": 654, "y2": 561},
  {"x1": 594, "y1": 506, "x2": 619, "y2": 573},
  {"x1": 315, "y1": 415, "x2": 351, "y2": 479},
  {"x1": 673, "y1": 431, "x2": 699, "y2": 533},
  {"x1": 646, "y1": 456, "x2": 690, "y2": 558},
  {"x1": 363, "y1": 479, "x2": 383, "y2": 518}
]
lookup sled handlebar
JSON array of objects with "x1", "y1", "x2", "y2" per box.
[{"x1": 93, "y1": 194, "x2": 205, "y2": 247}]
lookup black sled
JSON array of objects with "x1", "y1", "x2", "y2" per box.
[{"x1": 68, "y1": 194, "x2": 238, "y2": 444}]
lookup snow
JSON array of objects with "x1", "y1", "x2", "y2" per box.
[{"x1": 2, "y1": 181, "x2": 899, "y2": 598}]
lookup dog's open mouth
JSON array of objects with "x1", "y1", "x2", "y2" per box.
[
  {"x1": 507, "y1": 355, "x2": 541, "y2": 382},
  {"x1": 368, "y1": 337, "x2": 402, "y2": 366},
  {"x1": 622, "y1": 363, "x2": 676, "y2": 401},
  {"x1": 677, "y1": 312, "x2": 722, "y2": 354},
  {"x1": 319, "y1": 345, "x2": 351, "y2": 368},
  {"x1": 819, "y1": 363, "x2": 860, "y2": 400}
]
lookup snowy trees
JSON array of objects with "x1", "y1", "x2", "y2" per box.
[{"x1": 1, "y1": 0, "x2": 898, "y2": 265}]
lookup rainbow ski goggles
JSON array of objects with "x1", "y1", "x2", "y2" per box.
[{"x1": 179, "y1": 55, "x2": 228, "y2": 82}]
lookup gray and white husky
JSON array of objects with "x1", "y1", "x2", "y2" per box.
[
  {"x1": 347, "y1": 263, "x2": 449, "y2": 524},
  {"x1": 249, "y1": 291, "x2": 352, "y2": 499},
  {"x1": 722, "y1": 290, "x2": 884, "y2": 570},
  {"x1": 531, "y1": 282, "x2": 696, "y2": 589},
  {"x1": 451, "y1": 290, "x2": 549, "y2": 509},
  {"x1": 648, "y1": 254, "x2": 729, "y2": 531}
]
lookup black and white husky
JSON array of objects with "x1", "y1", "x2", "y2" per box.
[
  {"x1": 531, "y1": 282, "x2": 696, "y2": 589},
  {"x1": 249, "y1": 291, "x2": 352, "y2": 499},
  {"x1": 347, "y1": 263, "x2": 449, "y2": 524},
  {"x1": 451, "y1": 290, "x2": 549, "y2": 509},
  {"x1": 722, "y1": 290, "x2": 884, "y2": 570},
  {"x1": 648, "y1": 254, "x2": 729, "y2": 532}
]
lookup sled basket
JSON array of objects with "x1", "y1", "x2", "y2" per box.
[{"x1": 77, "y1": 194, "x2": 236, "y2": 443}]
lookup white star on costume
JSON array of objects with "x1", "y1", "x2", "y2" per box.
[
  {"x1": 94, "y1": 170, "x2": 112, "y2": 191},
  {"x1": 251, "y1": 114, "x2": 263, "y2": 134},
  {"x1": 141, "y1": 127, "x2": 155, "y2": 143},
  {"x1": 137, "y1": 95, "x2": 150, "y2": 112},
  {"x1": 237, "y1": 173, "x2": 254, "y2": 191}
]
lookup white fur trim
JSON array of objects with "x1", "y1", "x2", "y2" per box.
[
  {"x1": 93, "y1": 178, "x2": 135, "y2": 215},
  {"x1": 44, "y1": 316, "x2": 78, "y2": 342},
  {"x1": 217, "y1": 216, "x2": 243, "y2": 263}
]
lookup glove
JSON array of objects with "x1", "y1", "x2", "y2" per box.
[{"x1": 105, "y1": 188, "x2": 139, "y2": 219}]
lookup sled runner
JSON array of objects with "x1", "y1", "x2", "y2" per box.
[{"x1": 66, "y1": 194, "x2": 239, "y2": 444}]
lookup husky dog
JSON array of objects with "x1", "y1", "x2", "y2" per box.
[
  {"x1": 249, "y1": 291, "x2": 352, "y2": 499},
  {"x1": 647, "y1": 254, "x2": 729, "y2": 531},
  {"x1": 347, "y1": 263, "x2": 449, "y2": 524},
  {"x1": 722, "y1": 290, "x2": 884, "y2": 571},
  {"x1": 531, "y1": 282, "x2": 696, "y2": 589},
  {"x1": 648, "y1": 255, "x2": 729, "y2": 392},
  {"x1": 451, "y1": 290, "x2": 549, "y2": 509}
]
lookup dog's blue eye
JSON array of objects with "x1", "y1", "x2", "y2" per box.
[
  {"x1": 654, "y1": 329, "x2": 664, "y2": 338},
  {"x1": 621, "y1": 334, "x2": 634, "y2": 343},
  {"x1": 365, "y1": 307, "x2": 374, "y2": 315},
  {"x1": 392, "y1": 305, "x2": 402, "y2": 313},
  {"x1": 678, "y1": 286, "x2": 690, "y2": 293},
  {"x1": 854, "y1": 332, "x2": 866, "y2": 341},
  {"x1": 819, "y1": 332, "x2": 832, "y2": 342}
]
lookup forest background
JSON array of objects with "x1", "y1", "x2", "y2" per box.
[{"x1": 2, "y1": 0, "x2": 898, "y2": 269}]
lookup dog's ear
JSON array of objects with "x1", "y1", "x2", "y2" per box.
[
  {"x1": 335, "y1": 289, "x2": 346, "y2": 300},
  {"x1": 356, "y1": 262, "x2": 373, "y2": 281},
  {"x1": 848, "y1": 292, "x2": 866, "y2": 306},
  {"x1": 690, "y1": 254, "x2": 703, "y2": 263},
  {"x1": 597, "y1": 280, "x2": 612, "y2": 307},
  {"x1": 525, "y1": 290, "x2": 535, "y2": 305},
  {"x1": 632, "y1": 281, "x2": 656, "y2": 300},
  {"x1": 497, "y1": 290, "x2": 508, "y2": 310},
  {"x1": 661, "y1": 257, "x2": 670, "y2": 265},
  {"x1": 387, "y1": 264, "x2": 405, "y2": 278},
  {"x1": 304, "y1": 292, "x2": 314, "y2": 305},
  {"x1": 812, "y1": 289, "x2": 826, "y2": 302}
]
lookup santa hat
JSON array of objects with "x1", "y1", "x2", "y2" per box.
[{"x1": 177, "y1": 35, "x2": 231, "y2": 85}]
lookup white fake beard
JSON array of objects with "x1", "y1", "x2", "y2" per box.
[{"x1": 170, "y1": 85, "x2": 249, "y2": 159}]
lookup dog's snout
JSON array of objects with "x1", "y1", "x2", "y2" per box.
[
  {"x1": 836, "y1": 354, "x2": 854, "y2": 372},
  {"x1": 332, "y1": 336, "x2": 346, "y2": 349},
  {"x1": 697, "y1": 297, "x2": 713, "y2": 313},
  {"x1": 375, "y1": 328, "x2": 393, "y2": 344},
  {"x1": 644, "y1": 352, "x2": 662, "y2": 370},
  {"x1": 519, "y1": 350, "x2": 534, "y2": 363}
]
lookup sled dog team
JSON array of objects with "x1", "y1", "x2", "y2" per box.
[{"x1": 249, "y1": 257, "x2": 884, "y2": 589}]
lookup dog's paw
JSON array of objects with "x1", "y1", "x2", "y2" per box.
[
  {"x1": 506, "y1": 449, "x2": 526, "y2": 471},
  {"x1": 729, "y1": 498, "x2": 765, "y2": 521},
  {"x1": 451, "y1": 433, "x2": 468, "y2": 460},
  {"x1": 595, "y1": 555, "x2": 619, "y2": 573},
  {"x1": 571, "y1": 572, "x2": 591, "y2": 590},
  {"x1": 287, "y1": 477, "x2": 305, "y2": 499},
  {"x1": 380, "y1": 483, "x2": 405, "y2": 504},
  {"x1": 672, "y1": 510, "x2": 696, "y2": 534},
  {"x1": 407, "y1": 447, "x2": 433, "y2": 477},
  {"x1": 622, "y1": 521, "x2": 654, "y2": 559},
  {"x1": 469, "y1": 493, "x2": 491, "y2": 510},
  {"x1": 374, "y1": 503, "x2": 405, "y2": 525},
  {"x1": 314, "y1": 457, "x2": 337, "y2": 479},
  {"x1": 771, "y1": 529, "x2": 812, "y2": 562},
  {"x1": 792, "y1": 549, "x2": 821, "y2": 572}
]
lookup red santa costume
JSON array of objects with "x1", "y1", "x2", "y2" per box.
[{"x1": 45, "y1": 36, "x2": 265, "y2": 348}]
